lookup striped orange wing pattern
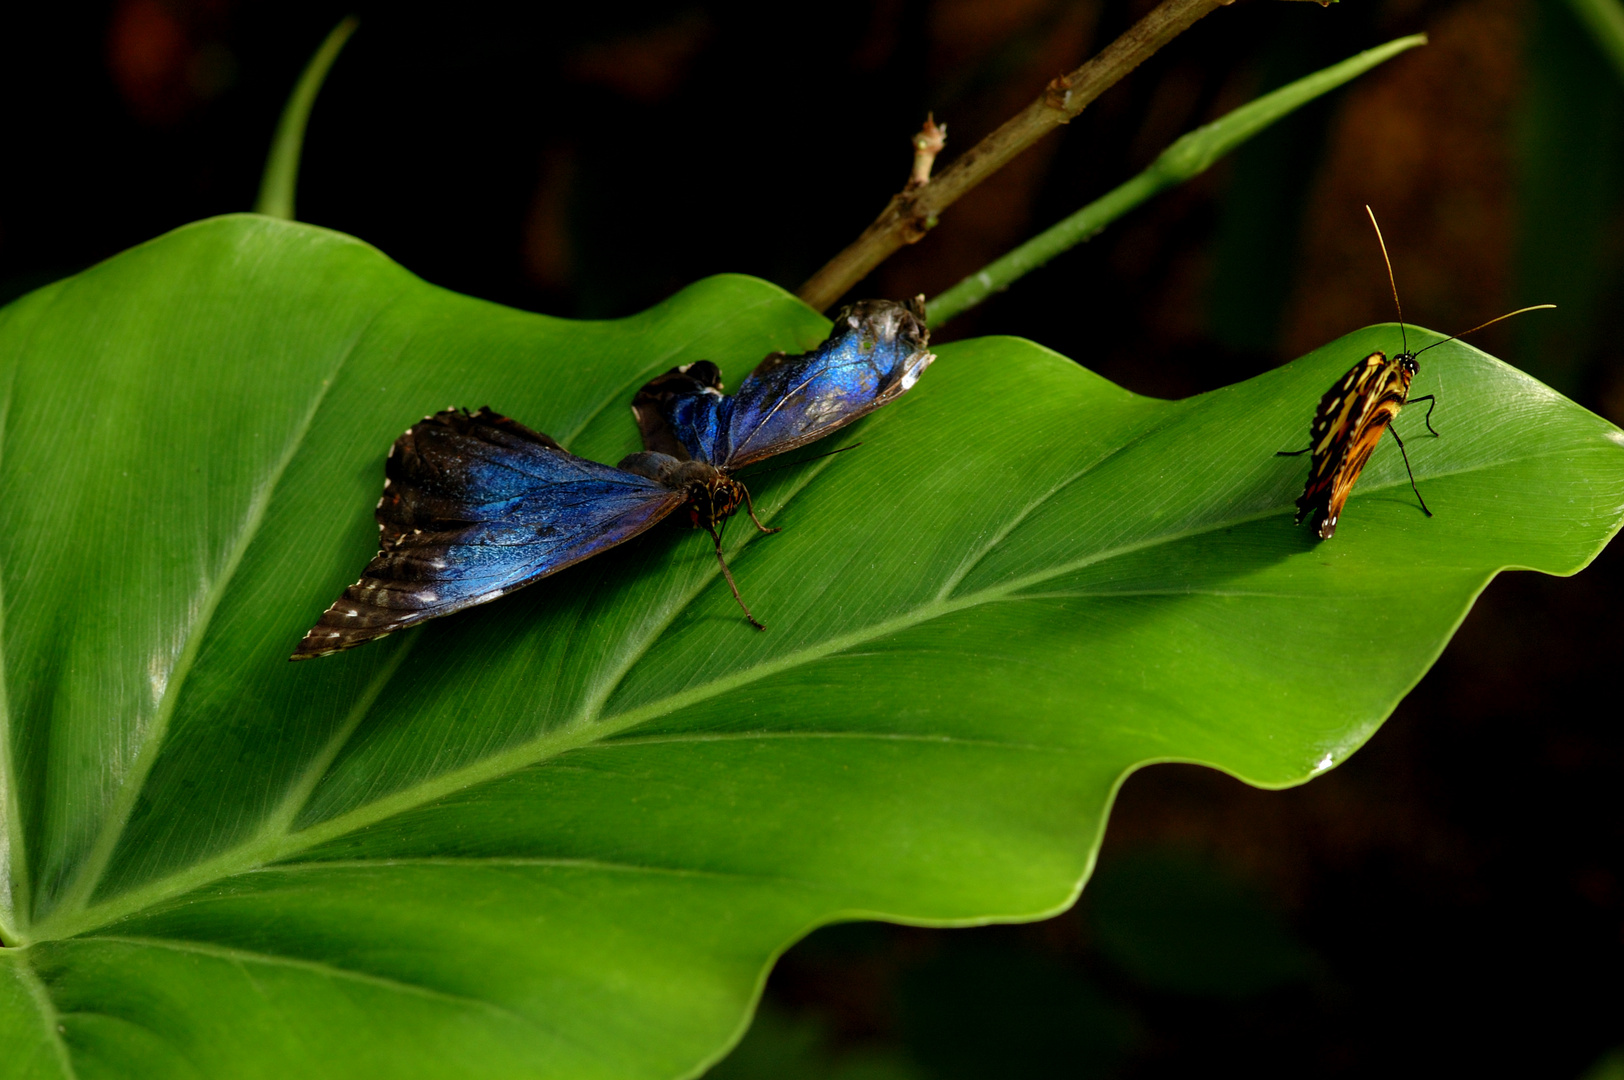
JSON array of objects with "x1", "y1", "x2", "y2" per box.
[{"x1": 1294, "y1": 351, "x2": 1415, "y2": 540}]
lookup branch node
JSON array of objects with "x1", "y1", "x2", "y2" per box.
[
  {"x1": 1044, "y1": 73, "x2": 1076, "y2": 112},
  {"x1": 796, "y1": 0, "x2": 1232, "y2": 313}
]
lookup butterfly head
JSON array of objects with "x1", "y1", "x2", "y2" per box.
[
  {"x1": 685, "y1": 471, "x2": 745, "y2": 531},
  {"x1": 1398, "y1": 353, "x2": 1419, "y2": 377}
]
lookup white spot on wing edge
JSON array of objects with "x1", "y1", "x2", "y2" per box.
[{"x1": 899, "y1": 350, "x2": 935, "y2": 391}]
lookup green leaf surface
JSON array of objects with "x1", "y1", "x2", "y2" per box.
[{"x1": 0, "y1": 215, "x2": 1620, "y2": 1078}]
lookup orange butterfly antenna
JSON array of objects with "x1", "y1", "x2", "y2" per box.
[
  {"x1": 1366, "y1": 205, "x2": 1555, "y2": 359},
  {"x1": 1413, "y1": 304, "x2": 1558, "y2": 357},
  {"x1": 1365, "y1": 205, "x2": 1409, "y2": 357}
]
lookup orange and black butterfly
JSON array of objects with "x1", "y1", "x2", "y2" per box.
[{"x1": 1279, "y1": 207, "x2": 1553, "y2": 540}]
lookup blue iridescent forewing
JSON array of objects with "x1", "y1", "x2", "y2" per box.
[
  {"x1": 723, "y1": 299, "x2": 933, "y2": 468},
  {"x1": 631, "y1": 298, "x2": 934, "y2": 469},
  {"x1": 292, "y1": 408, "x2": 682, "y2": 658}
]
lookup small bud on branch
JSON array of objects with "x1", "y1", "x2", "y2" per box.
[
  {"x1": 796, "y1": 0, "x2": 1238, "y2": 313},
  {"x1": 906, "y1": 114, "x2": 948, "y2": 191}
]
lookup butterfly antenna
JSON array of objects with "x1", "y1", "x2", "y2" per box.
[
  {"x1": 1412, "y1": 304, "x2": 1557, "y2": 358},
  {"x1": 1366, "y1": 205, "x2": 1409, "y2": 357},
  {"x1": 706, "y1": 522, "x2": 766, "y2": 630}
]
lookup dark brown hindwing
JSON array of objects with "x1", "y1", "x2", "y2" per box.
[
  {"x1": 631, "y1": 361, "x2": 724, "y2": 460},
  {"x1": 293, "y1": 407, "x2": 565, "y2": 659},
  {"x1": 376, "y1": 407, "x2": 560, "y2": 551}
]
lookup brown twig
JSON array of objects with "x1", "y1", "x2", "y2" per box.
[
  {"x1": 906, "y1": 114, "x2": 947, "y2": 191},
  {"x1": 797, "y1": 0, "x2": 1233, "y2": 313}
]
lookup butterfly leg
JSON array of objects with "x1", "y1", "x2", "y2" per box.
[
  {"x1": 706, "y1": 523, "x2": 767, "y2": 630},
  {"x1": 1386, "y1": 424, "x2": 1433, "y2": 518},
  {"x1": 1276, "y1": 446, "x2": 1312, "y2": 457},
  {"x1": 1407, "y1": 394, "x2": 1440, "y2": 437},
  {"x1": 741, "y1": 485, "x2": 781, "y2": 534}
]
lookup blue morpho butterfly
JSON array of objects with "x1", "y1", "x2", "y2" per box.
[{"x1": 292, "y1": 298, "x2": 934, "y2": 659}]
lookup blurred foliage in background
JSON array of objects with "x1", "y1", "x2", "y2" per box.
[{"x1": 3, "y1": 0, "x2": 1621, "y2": 1075}]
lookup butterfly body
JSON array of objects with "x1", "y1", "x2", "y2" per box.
[
  {"x1": 293, "y1": 298, "x2": 932, "y2": 658},
  {"x1": 615, "y1": 451, "x2": 745, "y2": 530},
  {"x1": 1292, "y1": 349, "x2": 1420, "y2": 540},
  {"x1": 1282, "y1": 207, "x2": 1552, "y2": 541}
]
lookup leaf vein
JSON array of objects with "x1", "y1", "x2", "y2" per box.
[
  {"x1": 51, "y1": 290, "x2": 405, "y2": 919},
  {"x1": 933, "y1": 403, "x2": 1187, "y2": 601},
  {"x1": 261, "y1": 856, "x2": 824, "y2": 886},
  {"x1": 268, "y1": 635, "x2": 418, "y2": 838},
  {"x1": 0, "y1": 360, "x2": 24, "y2": 939},
  {"x1": 602, "y1": 731, "x2": 1062, "y2": 752},
  {"x1": 574, "y1": 444, "x2": 853, "y2": 725},
  {"x1": 85, "y1": 934, "x2": 607, "y2": 1056}
]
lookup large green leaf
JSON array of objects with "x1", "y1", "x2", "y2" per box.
[{"x1": 0, "y1": 215, "x2": 1619, "y2": 1078}]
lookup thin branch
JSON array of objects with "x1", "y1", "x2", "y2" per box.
[
  {"x1": 926, "y1": 34, "x2": 1427, "y2": 326},
  {"x1": 797, "y1": 0, "x2": 1233, "y2": 312}
]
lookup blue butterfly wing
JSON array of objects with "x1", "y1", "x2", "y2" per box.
[
  {"x1": 293, "y1": 408, "x2": 682, "y2": 658},
  {"x1": 630, "y1": 299, "x2": 934, "y2": 469},
  {"x1": 722, "y1": 298, "x2": 933, "y2": 468}
]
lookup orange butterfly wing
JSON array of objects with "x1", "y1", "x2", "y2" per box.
[{"x1": 1295, "y1": 353, "x2": 1413, "y2": 539}]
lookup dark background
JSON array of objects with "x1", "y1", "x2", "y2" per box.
[{"x1": 5, "y1": 0, "x2": 1622, "y2": 1075}]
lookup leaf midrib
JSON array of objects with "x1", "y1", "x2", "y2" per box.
[{"x1": 86, "y1": 935, "x2": 577, "y2": 1045}]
